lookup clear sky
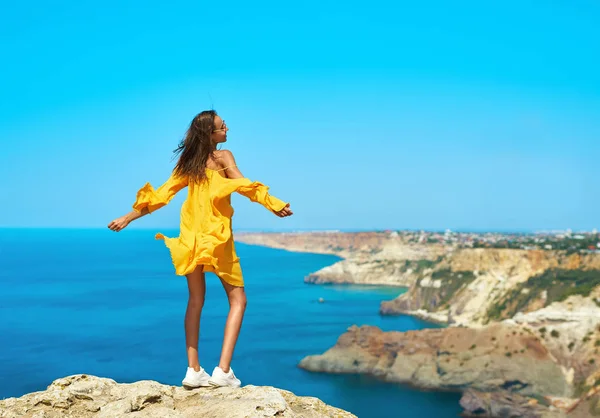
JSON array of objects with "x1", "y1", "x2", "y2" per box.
[{"x1": 1, "y1": 1, "x2": 598, "y2": 232}]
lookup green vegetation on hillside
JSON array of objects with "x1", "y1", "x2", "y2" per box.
[
  {"x1": 399, "y1": 257, "x2": 443, "y2": 274},
  {"x1": 414, "y1": 268, "x2": 477, "y2": 310},
  {"x1": 486, "y1": 269, "x2": 600, "y2": 322},
  {"x1": 472, "y1": 235, "x2": 599, "y2": 253}
]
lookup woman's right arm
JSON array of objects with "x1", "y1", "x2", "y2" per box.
[
  {"x1": 107, "y1": 207, "x2": 149, "y2": 232},
  {"x1": 108, "y1": 172, "x2": 188, "y2": 232}
]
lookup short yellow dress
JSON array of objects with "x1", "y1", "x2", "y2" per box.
[{"x1": 132, "y1": 167, "x2": 287, "y2": 287}]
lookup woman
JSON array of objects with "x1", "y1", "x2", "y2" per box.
[{"x1": 107, "y1": 110, "x2": 293, "y2": 389}]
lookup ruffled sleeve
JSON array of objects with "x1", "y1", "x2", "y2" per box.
[
  {"x1": 235, "y1": 180, "x2": 288, "y2": 213},
  {"x1": 133, "y1": 172, "x2": 188, "y2": 213}
]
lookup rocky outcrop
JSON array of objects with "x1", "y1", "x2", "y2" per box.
[
  {"x1": 237, "y1": 233, "x2": 600, "y2": 416},
  {"x1": 376, "y1": 249, "x2": 600, "y2": 396},
  {"x1": 236, "y1": 231, "x2": 445, "y2": 286},
  {"x1": 0, "y1": 374, "x2": 356, "y2": 418},
  {"x1": 299, "y1": 324, "x2": 573, "y2": 396},
  {"x1": 459, "y1": 389, "x2": 563, "y2": 418},
  {"x1": 305, "y1": 258, "x2": 442, "y2": 287},
  {"x1": 507, "y1": 294, "x2": 600, "y2": 383},
  {"x1": 380, "y1": 249, "x2": 600, "y2": 327},
  {"x1": 459, "y1": 385, "x2": 600, "y2": 418},
  {"x1": 299, "y1": 324, "x2": 600, "y2": 417}
]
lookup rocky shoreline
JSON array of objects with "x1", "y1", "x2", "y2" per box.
[
  {"x1": 236, "y1": 232, "x2": 600, "y2": 417},
  {"x1": 299, "y1": 323, "x2": 569, "y2": 395},
  {"x1": 0, "y1": 374, "x2": 356, "y2": 418},
  {"x1": 237, "y1": 231, "x2": 446, "y2": 287},
  {"x1": 298, "y1": 324, "x2": 600, "y2": 417}
]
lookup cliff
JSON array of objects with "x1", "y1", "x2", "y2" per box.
[
  {"x1": 236, "y1": 231, "x2": 445, "y2": 286},
  {"x1": 379, "y1": 249, "x2": 600, "y2": 332},
  {"x1": 236, "y1": 232, "x2": 600, "y2": 417},
  {"x1": 299, "y1": 324, "x2": 600, "y2": 417}
]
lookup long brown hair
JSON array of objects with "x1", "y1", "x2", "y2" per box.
[{"x1": 172, "y1": 110, "x2": 217, "y2": 184}]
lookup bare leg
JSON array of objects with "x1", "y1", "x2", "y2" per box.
[
  {"x1": 185, "y1": 266, "x2": 206, "y2": 371},
  {"x1": 218, "y1": 278, "x2": 247, "y2": 373}
]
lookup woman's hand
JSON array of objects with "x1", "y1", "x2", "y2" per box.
[
  {"x1": 108, "y1": 215, "x2": 131, "y2": 232},
  {"x1": 274, "y1": 203, "x2": 293, "y2": 218},
  {"x1": 108, "y1": 208, "x2": 148, "y2": 232}
]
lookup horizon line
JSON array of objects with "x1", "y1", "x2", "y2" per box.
[{"x1": 0, "y1": 226, "x2": 597, "y2": 234}]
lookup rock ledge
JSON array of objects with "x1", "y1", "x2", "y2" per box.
[{"x1": 0, "y1": 374, "x2": 356, "y2": 418}]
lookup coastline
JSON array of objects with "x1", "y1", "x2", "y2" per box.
[
  {"x1": 235, "y1": 232, "x2": 448, "y2": 324},
  {"x1": 235, "y1": 231, "x2": 600, "y2": 417}
]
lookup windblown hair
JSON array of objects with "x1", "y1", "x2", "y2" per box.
[{"x1": 172, "y1": 110, "x2": 217, "y2": 184}]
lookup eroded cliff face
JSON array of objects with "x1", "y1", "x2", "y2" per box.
[
  {"x1": 368, "y1": 249, "x2": 600, "y2": 417},
  {"x1": 299, "y1": 323, "x2": 572, "y2": 396},
  {"x1": 380, "y1": 249, "x2": 600, "y2": 327},
  {"x1": 299, "y1": 324, "x2": 600, "y2": 418},
  {"x1": 304, "y1": 257, "x2": 442, "y2": 286},
  {"x1": 236, "y1": 231, "x2": 446, "y2": 286}
]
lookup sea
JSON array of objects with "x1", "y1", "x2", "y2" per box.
[{"x1": 0, "y1": 228, "x2": 462, "y2": 417}]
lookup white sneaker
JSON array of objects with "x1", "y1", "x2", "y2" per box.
[
  {"x1": 182, "y1": 367, "x2": 211, "y2": 389},
  {"x1": 208, "y1": 366, "x2": 241, "y2": 388}
]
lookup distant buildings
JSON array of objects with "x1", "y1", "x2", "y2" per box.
[{"x1": 395, "y1": 229, "x2": 600, "y2": 253}]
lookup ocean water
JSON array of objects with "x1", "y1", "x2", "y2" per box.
[{"x1": 0, "y1": 228, "x2": 462, "y2": 417}]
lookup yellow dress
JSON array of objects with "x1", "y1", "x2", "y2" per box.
[{"x1": 132, "y1": 167, "x2": 287, "y2": 287}]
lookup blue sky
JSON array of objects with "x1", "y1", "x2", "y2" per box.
[{"x1": 1, "y1": 1, "x2": 598, "y2": 232}]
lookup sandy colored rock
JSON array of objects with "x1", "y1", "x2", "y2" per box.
[
  {"x1": 305, "y1": 259, "x2": 420, "y2": 286},
  {"x1": 299, "y1": 324, "x2": 570, "y2": 397},
  {"x1": 380, "y1": 248, "x2": 600, "y2": 326},
  {"x1": 0, "y1": 374, "x2": 356, "y2": 418},
  {"x1": 236, "y1": 231, "x2": 444, "y2": 286},
  {"x1": 459, "y1": 389, "x2": 564, "y2": 418}
]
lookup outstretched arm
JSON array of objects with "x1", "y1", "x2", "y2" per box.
[
  {"x1": 108, "y1": 172, "x2": 188, "y2": 232},
  {"x1": 221, "y1": 150, "x2": 293, "y2": 218},
  {"x1": 108, "y1": 207, "x2": 149, "y2": 232},
  {"x1": 132, "y1": 172, "x2": 188, "y2": 213}
]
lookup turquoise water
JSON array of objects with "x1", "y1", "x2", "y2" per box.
[{"x1": 0, "y1": 229, "x2": 462, "y2": 417}]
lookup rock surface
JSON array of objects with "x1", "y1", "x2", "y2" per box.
[
  {"x1": 236, "y1": 232, "x2": 600, "y2": 417},
  {"x1": 459, "y1": 389, "x2": 564, "y2": 418},
  {"x1": 379, "y1": 249, "x2": 600, "y2": 326},
  {"x1": 305, "y1": 258, "x2": 419, "y2": 287},
  {"x1": 0, "y1": 374, "x2": 356, "y2": 418},
  {"x1": 236, "y1": 231, "x2": 445, "y2": 286},
  {"x1": 299, "y1": 323, "x2": 600, "y2": 417},
  {"x1": 299, "y1": 324, "x2": 571, "y2": 397}
]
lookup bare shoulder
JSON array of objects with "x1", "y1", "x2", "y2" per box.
[
  {"x1": 214, "y1": 149, "x2": 236, "y2": 166},
  {"x1": 213, "y1": 149, "x2": 244, "y2": 179}
]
